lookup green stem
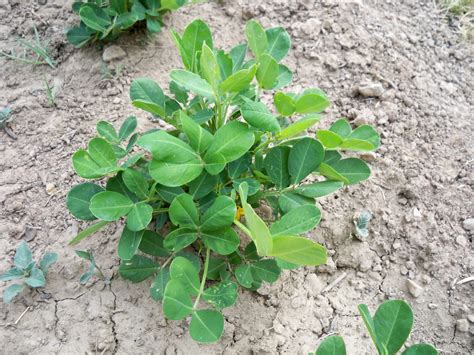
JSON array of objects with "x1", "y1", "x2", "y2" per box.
[
  {"x1": 193, "y1": 247, "x2": 210, "y2": 310},
  {"x1": 233, "y1": 219, "x2": 252, "y2": 239},
  {"x1": 152, "y1": 208, "x2": 169, "y2": 216},
  {"x1": 261, "y1": 186, "x2": 296, "y2": 198}
]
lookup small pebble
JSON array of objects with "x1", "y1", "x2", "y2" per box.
[
  {"x1": 462, "y1": 218, "x2": 474, "y2": 231},
  {"x1": 456, "y1": 319, "x2": 469, "y2": 332},
  {"x1": 45, "y1": 183, "x2": 56, "y2": 195},
  {"x1": 102, "y1": 45, "x2": 126, "y2": 63},
  {"x1": 356, "y1": 82, "x2": 385, "y2": 98},
  {"x1": 407, "y1": 279, "x2": 424, "y2": 298}
]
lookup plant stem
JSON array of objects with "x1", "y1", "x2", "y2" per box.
[
  {"x1": 233, "y1": 219, "x2": 252, "y2": 239},
  {"x1": 193, "y1": 247, "x2": 210, "y2": 310}
]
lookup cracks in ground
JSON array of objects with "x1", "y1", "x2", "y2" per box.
[
  {"x1": 52, "y1": 291, "x2": 88, "y2": 342},
  {"x1": 107, "y1": 261, "x2": 121, "y2": 354}
]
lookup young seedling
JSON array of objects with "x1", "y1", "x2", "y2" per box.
[
  {"x1": 313, "y1": 300, "x2": 438, "y2": 355},
  {"x1": 75, "y1": 250, "x2": 110, "y2": 285},
  {"x1": 67, "y1": 0, "x2": 190, "y2": 47},
  {"x1": 0, "y1": 107, "x2": 16, "y2": 139},
  {"x1": 66, "y1": 19, "x2": 381, "y2": 342},
  {"x1": 0, "y1": 26, "x2": 56, "y2": 68},
  {"x1": 0, "y1": 241, "x2": 58, "y2": 303},
  {"x1": 44, "y1": 76, "x2": 57, "y2": 107}
]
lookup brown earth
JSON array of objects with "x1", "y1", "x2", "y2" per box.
[{"x1": 0, "y1": 0, "x2": 473, "y2": 354}]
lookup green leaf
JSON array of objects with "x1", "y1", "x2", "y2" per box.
[
  {"x1": 88, "y1": 137, "x2": 117, "y2": 167},
  {"x1": 164, "y1": 228, "x2": 198, "y2": 252},
  {"x1": 373, "y1": 300, "x2": 413, "y2": 355},
  {"x1": 288, "y1": 138, "x2": 325, "y2": 184},
  {"x1": 228, "y1": 153, "x2": 251, "y2": 179},
  {"x1": 119, "y1": 116, "x2": 137, "y2": 141},
  {"x1": 75, "y1": 250, "x2": 96, "y2": 284},
  {"x1": 160, "y1": 0, "x2": 186, "y2": 10},
  {"x1": 276, "y1": 114, "x2": 321, "y2": 140},
  {"x1": 266, "y1": 27, "x2": 291, "y2": 62},
  {"x1": 233, "y1": 178, "x2": 260, "y2": 196},
  {"x1": 3, "y1": 284, "x2": 25, "y2": 304},
  {"x1": 119, "y1": 255, "x2": 159, "y2": 283},
  {"x1": 204, "y1": 121, "x2": 255, "y2": 175},
  {"x1": 66, "y1": 25, "x2": 93, "y2": 48},
  {"x1": 39, "y1": 252, "x2": 58, "y2": 275},
  {"x1": 170, "y1": 69, "x2": 215, "y2": 100},
  {"x1": 203, "y1": 280, "x2": 238, "y2": 309},
  {"x1": 269, "y1": 235, "x2": 327, "y2": 266},
  {"x1": 97, "y1": 121, "x2": 119, "y2": 143},
  {"x1": 72, "y1": 150, "x2": 112, "y2": 179},
  {"x1": 330, "y1": 119, "x2": 351, "y2": 138},
  {"x1": 264, "y1": 146, "x2": 290, "y2": 188},
  {"x1": 216, "y1": 50, "x2": 233, "y2": 79},
  {"x1": 274, "y1": 64, "x2": 293, "y2": 90},
  {"x1": 0, "y1": 268, "x2": 24, "y2": 282},
  {"x1": 163, "y1": 279, "x2": 193, "y2": 320},
  {"x1": 24, "y1": 267, "x2": 46, "y2": 288},
  {"x1": 122, "y1": 168, "x2": 149, "y2": 199},
  {"x1": 315, "y1": 335, "x2": 347, "y2": 355},
  {"x1": 188, "y1": 172, "x2": 218, "y2": 199},
  {"x1": 201, "y1": 196, "x2": 236, "y2": 231},
  {"x1": 245, "y1": 20, "x2": 268, "y2": 60},
  {"x1": 274, "y1": 91, "x2": 296, "y2": 116},
  {"x1": 69, "y1": 220, "x2": 110, "y2": 245},
  {"x1": 402, "y1": 344, "x2": 438, "y2": 355},
  {"x1": 271, "y1": 205, "x2": 321, "y2": 236},
  {"x1": 219, "y1": 65, "x2": 257, "y2": 94},
  {"x1": 201, "y1": 227, "x2": 240, "y2": 255},
  {"x1": 180, "y1": 111, "x2": 213, "y2": 154},
  {"x1": 106, "y1": 172, "x2": 138, "y2": 201},
  {"x1": 118, "y1": 227, "x2": 144, "y2": 260},
  {"x1": 256, "y1": 54, "x2": 279, "y2": 89},
  {"x1": 150, "y1": 267, "x2": 170, "y2": 301},
  {"x1": 358, "y1": 304, "x2": 382, "y2": 354},
  {"x1": 200, "y1": 43, "x2": 221, "y2": 91},
  {"x1": 251, "y1": 259, "x2": 280, "y2": 283},
  {"x1": 130, "y1": 78, "x2": 166, "y2": 117},
  {"x1": 14, "y1": 241, "x2": 32, "y2": 270},
  {"x1": 207, "y1": 257, "x2": 226, "y2": 280},
  {"x1": 319, "y1": 158, "x2": 370, "y2": 185},
  {"x1": 138, "y1": 130, "x2": 203, "y2": 187},
  {"x1": 295, "y1": 89, "x2": 331, "y2": 114},
  {"x1": 295, "y1": 180, "x2": 344, "y2": 198},
  {"x1": 169, "y1": 256, "x2": 200, "y2": 295},
  {"x1": 155, "y1": 184, "x2": 185, "y2": 203},
  {"x1": 169, "y1": 193, "x2": 200, "y2": 228},
  {"x1": 341, "y1": 125, "x2": 380, "y2": 151},
  {"x1": 67, "y1": 183, "x2": 105, "y2": 221},
  {"x1": 110, "y1": 0, "x2": 128, "y2": 14},
  {"x1": 139, "y1": 230, "x2": 169, "y2": 257},
  {"x1": 278, "y1": 192, "x2": 314, "y2": 214},
  {"x1": 146, "y1": 16, "x2": 161, "y2": 32},
  {"x1": 172, "y1": 19, "x2": 213, "y2": 71},
  {"x1": 229, "y1": 43, "x2": 247, "y2": 72},
  {"x1": 126, "y1": 202, "x2": 153, "y2": 231},
  {"x1": 241, "y1": 200, "x2": 273, "y2": 256},
  {"x1": 116, "y1": 12, "x2": 140, "y2": 30},
  {"x1": 317, "y1": 130, "x2": 344, "y2": 149},
  {"x1": 235, "y1": 264, "x2": 254, "y2": 288},
  {"x1": 240, "y1": 98, "x2": 280, "y2": 132},
  {"x1": 189, "y1": 309, "x2": 224, "y2": 343},
  {"x1": 79, "y1": 4, "x2": 111, "y2": 33},
  {"x1": 89, "y1": 191, "x2": 134, "y2": 221}
]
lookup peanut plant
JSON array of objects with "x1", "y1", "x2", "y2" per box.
[
  {"x1": 66, "y1": 19, "x2": 380, "y2": 342},
  {"x1": 314, "y1": 300, "x2": 438, "y2": 355},
  {"x1": 67, "y1": 0, "x2": 189, "y2": 47}
]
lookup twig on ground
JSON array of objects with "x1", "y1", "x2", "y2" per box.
[{"x1": 321, "y1": 272, "x2": 348, "y2": 294}]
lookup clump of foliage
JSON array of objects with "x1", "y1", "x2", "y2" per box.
[
  {"x1": 66, "y1": 19, "x2": 380, "y2": 342},
  {"x1": 67, "y1": 0, "x2": 190, "y2": 47},
  {"x1": 314, "y1": 300, "x2": 438, "y2": 355},
  {"x1": 0, "y1": 241, "x2": 58, "y2": 303}
]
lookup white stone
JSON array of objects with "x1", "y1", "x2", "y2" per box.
[
  {"x1": 462, "y1": 218, "x2": 474, "y2": 230},
  {"x1": 102, "y1": 45, "x2": 126, "y2": 63},
  {"x1": 407, "y1": 279, "x2": 423, "y2": 298}
]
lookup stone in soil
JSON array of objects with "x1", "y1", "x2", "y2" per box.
[
  {"x1": 102, "y1": 45, "x2": 126, "y2": 63},
  {"x1": 356, "y1": 81, "x2": 385, "y2": 97},
  {"x1": 407, "y1": 279, "x2": 424, "y2": 298},
  {"x1": 462, "y1": 218, "x2": 474, "y2": 231}
]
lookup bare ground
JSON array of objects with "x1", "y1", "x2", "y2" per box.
[{"x1": 0, "y1": 0, "x2": 473, "y2": 354}]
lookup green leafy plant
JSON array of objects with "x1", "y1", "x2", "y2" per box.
[
  {"x1": 75, "y1": 250, "x2": 110, "y2": 284},
  {"x1": 66, "y1": 19, "x2": 380, "y2": 342},
  {"x1": 0, "y1": 241, "x2": 58, "y2": 303},
  {"x1": 0, "y1": 26, "x2": 56, "y2": 68},
  {"x1": 313, "y1": 300, "x2": 438, "y2": 355},
  {"x1": 67, "y1": 0, "x2": 190, "y2": 47}
]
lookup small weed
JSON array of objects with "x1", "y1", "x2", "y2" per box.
[
  {"x1": 100, "y1": 61, "x2": 125, "y2": 80},
  {"x1": 75, "y1": 250, "x2": 110, "y2": 285},
  {"x1": 0, "y1": 107, "x2": 16, "y2": 139},
  {"x1": 440, "y1": 0, "x2": 474, "y2": 40},
  {"x1": 0, "y1": 26, "x2": 56, "y2": 68},
  {"x1": 44, "y1": 76, "x2": 56, "y2": 107},
  {"x1": 0, "y1": 241, "x2": 58, "y2": 303}
]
